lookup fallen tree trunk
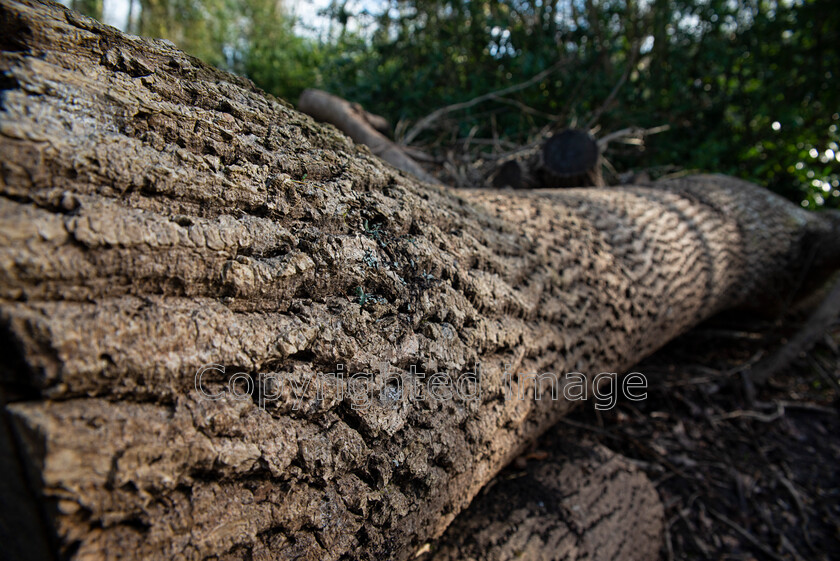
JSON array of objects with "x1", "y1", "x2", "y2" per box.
[
  {"x1": 1, "y1": 1, "x2": 840, "y2": 560},
  {"x1": 427, "y1": 435, "x2": 663, "y2": 561}
]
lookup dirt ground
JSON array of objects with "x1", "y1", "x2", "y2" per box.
[{"x1": 510, "y1": 306, "x2": 840, "y2": 560}]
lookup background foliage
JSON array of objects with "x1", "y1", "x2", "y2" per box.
[{"x1": 70, "y1": 0, "x2": 839, "y2": 208}]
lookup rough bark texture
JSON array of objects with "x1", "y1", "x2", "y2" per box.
[
  {"x1": 426, "y1": 435, "x2": 663, "y2": 561},
  {"x1": 1, "y1": 1, "x2": 840, "y2": 560}
]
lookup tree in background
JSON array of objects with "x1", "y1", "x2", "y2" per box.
[
  {"x1": 66, "y1": 0, "x2": 839, "y2": 208},
  {"x1": 241, "y1": 0, "x2": 326, "y2": 102},
  {"x1": 70, "y1": 0, "x2": 103, "y2": 20},
  {"x1": 125, "y1": 0, "x2": 242, "y2": 69},
  {"x1": 317, "y1": 0, "x2": 838, "y2": 208},
  {"x1": 70, "y1": 0, "x2": 324, "y2": 101}
]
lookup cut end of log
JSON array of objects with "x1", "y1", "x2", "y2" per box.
[
  {"x1": 543, "y1": 129, "x2": 599, "y2": 176},
  {"x1": 539, "y1": 129, "x2": 605, "y2": 187}
]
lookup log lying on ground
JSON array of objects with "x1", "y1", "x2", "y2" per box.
[
  {"x1": 490, "y1": 129, "x2": 605, "y2": 189},
  {"x1": 538, "y1": 129, "x2": 605, "y2": 188},
  {"x1": 427, "y1": 436, "x2": 663, "y2": 561},
  {"x1": 298, "y1": 88, "x2": 438, "y2": 184},
  {"x1": 2, "y1": 1, "x2": 840, "y2": 560}
]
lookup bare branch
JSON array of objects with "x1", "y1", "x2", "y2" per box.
[
  {"x1": 401, "y1": 60, "x2": 568, "y2": 146},
  {"x1": 597, "y1": 124, "x2": 670, "y2": 151},
  {"x1": 586, "y1": 42, "x2": 641, "y2": 129}
]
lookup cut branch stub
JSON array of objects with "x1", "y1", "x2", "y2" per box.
[{"x1": 539, "y1": 129, "x2": 605, "y2": 188}]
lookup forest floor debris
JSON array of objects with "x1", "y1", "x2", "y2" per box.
[{"x1": 505, "y1": 307, "x2": 840, "y2": 560}]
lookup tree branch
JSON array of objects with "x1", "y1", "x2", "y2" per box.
[{"x1": 402, "y1": 61, "x2": 567, "y2": 146}]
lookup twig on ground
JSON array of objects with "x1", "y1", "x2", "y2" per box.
[
  {"x1": 712, "y1": 399, "x2": 837, "y2": 424},
  {"x1": 808, "y1": 354, "x2": 840, "y2": 395},
  {"x1": 711, "y1": 401, "x2": 785, "y2": 423},
  {"x1": 709, "y1": 509, "x2": 787, "y2": 561},
  {"x1": 676, "y1": 506, "x2": 714, "y2": 557},
  {"x1": 747, "y1": 274, "x2": 840, "y2": 387},
  {"x1": 772, "y1": 466, "x2": 815, "y2": 553},
  {"x1": 773, "y1": 400, "x2": 837, "y2": 415},
  {"x1": 663, "y1": 516, "x2": 675, "y2": 561},
  {"x1": 780, "y1": 535, "x2": 807, "y2": 561}
]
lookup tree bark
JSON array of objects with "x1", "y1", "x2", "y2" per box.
[
  {"x1": 426, "y1": 436, "x2": 663, "y2": 561},
  {"x1": 1, "y1": 1, "x2": 840, "y2": 560}
]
